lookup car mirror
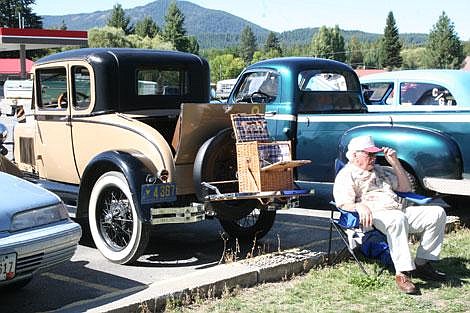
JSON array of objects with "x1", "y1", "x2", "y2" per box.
[
  {"x1": 210, "y1": 88, "x2": 217, "y2": 100},
  {"x1": 0, "y1": 123, "x2": 7, "y2": 145},
  {"x1": 363, "y1": 90, "x2": 373, "y2": 105},
  {"x1": 0, "y1": 123, "x2": 8, "y2": 155}
]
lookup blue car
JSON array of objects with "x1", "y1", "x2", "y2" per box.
[{"x1": 0, "y1": 171, "x2": 81, "y2": 290}]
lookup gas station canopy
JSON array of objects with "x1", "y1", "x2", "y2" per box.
[
  {"x1": 0, "y1": 27, "x2": 88, "y2": 77},
  {"x1": 0, "y1": 27, "x2": 88, "y2": 51}
]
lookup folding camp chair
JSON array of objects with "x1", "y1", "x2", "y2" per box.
[{"x1": 326, "y1": 159, "x2": 433, "y2": 275}]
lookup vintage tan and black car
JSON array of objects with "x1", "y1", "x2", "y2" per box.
[{"x1": 6, "y1": 48, "x2": 307, "y2": 264}]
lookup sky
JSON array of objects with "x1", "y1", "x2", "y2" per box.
[{"x1": 33, "y1": 0, "x2": 470, "y2": 40}]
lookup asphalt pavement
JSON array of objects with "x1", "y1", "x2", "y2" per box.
[
  {"x1": 0, "y1": 208, "x2": 341, "y2": 313},
  {"x1": 72, "y1": 208, "x2": 334, "y2": 313}
]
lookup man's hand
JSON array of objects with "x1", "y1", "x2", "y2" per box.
[
  {"x1": 383, "y1": 147, "x2": 399, "y2": 166},
  {"x1": 355, "y1": 203, "x2": 373, "y2": 228},
  {"x1": 382, "y1": 146, "x2": 412, "y2": 192}
]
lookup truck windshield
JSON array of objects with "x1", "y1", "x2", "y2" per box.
[{"x1": 233, "y1": 71, "x2": 279, "y2": 103}]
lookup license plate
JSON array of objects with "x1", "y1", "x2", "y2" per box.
[
  {"x1": 141, "y1": 183, "x2": 177, "y2": 204},
  {"x1": 0, "y1": 253, "x2": 16, "y2": 281}
]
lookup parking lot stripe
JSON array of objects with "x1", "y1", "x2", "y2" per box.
[
  {"x1": 276, "y1": 221, "x2": 331, "y2": 231},
  {"x1": 41, "y1": 272, "x2": 120, "y2": 293},
  {"x1": 47, "y1": 285, "x2": 147, "y2": 313}
]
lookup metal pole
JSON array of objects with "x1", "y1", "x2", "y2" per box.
[{"x1": 20, "y1": 44, "x2": 26, "y2": 79}]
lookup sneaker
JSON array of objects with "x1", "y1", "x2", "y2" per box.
[
  {"x1": 413, "y1": 262, "x2": 447, "y2": 282},
  {"x1": 395, "y1": 273, "x2": 418, "y2": 294}
]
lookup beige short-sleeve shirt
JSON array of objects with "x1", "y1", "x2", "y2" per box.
[{"x1": 333, "y1": 163, "x2": 403, "y2": 212}]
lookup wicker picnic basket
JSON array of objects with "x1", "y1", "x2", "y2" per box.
[{"x1": 231, "y1": 113, "x2": 310, "y2": 192}]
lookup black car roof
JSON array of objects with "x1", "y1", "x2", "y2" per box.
[
  {"x1": 34, "y1": 48, "x2": 210, "y2": 113},
  {"x1": 35, "y1": 48, "x2": 206, "y2": 66}
]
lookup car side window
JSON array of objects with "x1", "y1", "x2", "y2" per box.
[
  {"x1": 72, "y1": 66, "x2": 91, "y2": 110},
  {"x1": 37, "y1": 67, "x2": 68, "y2": 111},
  {"x1": 400, "y1": 82, "x2": 456, "y2": 106},
  {"x1": 364, "y1": 82, "x2": 394, "y2": 105}
]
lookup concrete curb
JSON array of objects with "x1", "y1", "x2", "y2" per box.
[{"x1": 75, "y1": 249, "x2": 325, "y2": 313}]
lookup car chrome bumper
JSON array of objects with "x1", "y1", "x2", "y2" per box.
[
  {"x1": 0, "y1": 220, "x2": 82, "y2": 284},
  {"x1": 423, "y1": 177, "x2": 470, "y2": 196}
]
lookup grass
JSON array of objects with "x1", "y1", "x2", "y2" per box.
[{"x1": 165, "y1": 227, "x2": 470, "y2": 313}]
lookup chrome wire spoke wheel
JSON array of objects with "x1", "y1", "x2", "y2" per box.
[
  {"x1": 89, "y1": 171, "x2": 150, "y2": 264},
  {"x1": 97, "y1": 188, "x2": 133, "y2": 251}
]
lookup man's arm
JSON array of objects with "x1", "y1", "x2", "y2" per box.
[{"x1": 382, "y1": 147, "x2": 412, "y2": 192}]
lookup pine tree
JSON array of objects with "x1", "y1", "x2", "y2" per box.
[
  {"x1": 425, "y1": 11, "x2": 464, "y2": 69},
  {"x1": 239, "y1": 26, "x2": 257, "y2": 63},
  {"x1": 347, "y1": 36, "x2": 364, "y2": 68},
  {"x1": 163, "y1": 1, "x2": 190, "y2": 52},
  {"x1": 311, "y1": 26, "x2": 332, "y2": 58},
  {"x1": 264, "y1": 31, "x2": 282, "y2": 55},
  {"x1": 187, "y1": 36, "x2": 200, "y2": 55},
  {"x1": 381, "y1": 11, "x2": 402, "y2": 69},
  {"x1": 0, "y1": 0, "x2": 42, "y2": 28},
  {"x1": 135, "y1": 16, "x2": 159, "y2": 38},
  {"x1": 106, "y1": 4, "x2": 134, "y2": 35},
  {"x1": 363, "y1": 39, "x2": 384, "y2": 69},
  {"x1": 331, "y1": 25, "x2": 346, "y2": 62},
  {"x1": 310, "y1": 25, "x2": 345, "y2": 62}
]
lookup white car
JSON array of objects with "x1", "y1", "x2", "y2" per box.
[
  {"x1": 360, "y1": 69, "x2": 470, "y2": 112},
  {"x1": 0, "y1": 169, "x2": 81, "y2": 290}
]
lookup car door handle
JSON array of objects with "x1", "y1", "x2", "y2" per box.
[{"x1": 59, "y1": 116, "x2": 71, "y2": 126}]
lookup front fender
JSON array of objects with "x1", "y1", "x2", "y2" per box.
[
  {"x1": 77, "y1": 150, "x2": 156, "y2": 222},
  {"x1": 338, "y1": 124, "x2": 463, "y2": 184}
]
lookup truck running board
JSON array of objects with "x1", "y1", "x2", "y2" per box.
[{"x1": 423, "y1": 177, "x2": 470, "y2": 196}]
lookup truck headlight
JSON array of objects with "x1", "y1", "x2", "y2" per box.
[{"x1": 10, "y1": 203, "x2": 69, "y2": 231}]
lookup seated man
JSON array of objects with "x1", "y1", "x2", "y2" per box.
[{"x1": 333, "y1": 135, "x2": 447, "y2": 294}]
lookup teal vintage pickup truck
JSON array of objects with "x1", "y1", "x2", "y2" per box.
[{"x1": 226, "y1": 58, "x2": 466, "y2": 207}]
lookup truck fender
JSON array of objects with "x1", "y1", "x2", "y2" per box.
[
  {"x1": 338, "y1": 124, "x2": 463, "y2": 186},
  {"x1": 77, "y1": 150, "x2": 156, "y2": 222}
]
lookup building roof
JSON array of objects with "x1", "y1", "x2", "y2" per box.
[
  {"x1": 0, "y1": 58, "x2": 33, "y2": 74},
  {"x1": 355, "y1": 69, "x2": 385, "y2": 77}
]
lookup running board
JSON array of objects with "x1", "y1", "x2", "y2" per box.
[{"x1": 423, "y1": 177, "x2": 470, "y2": 196}]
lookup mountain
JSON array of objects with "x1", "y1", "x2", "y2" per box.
[{"x1": 41, "y1": 0, "x2": 427, "y2": 49}]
